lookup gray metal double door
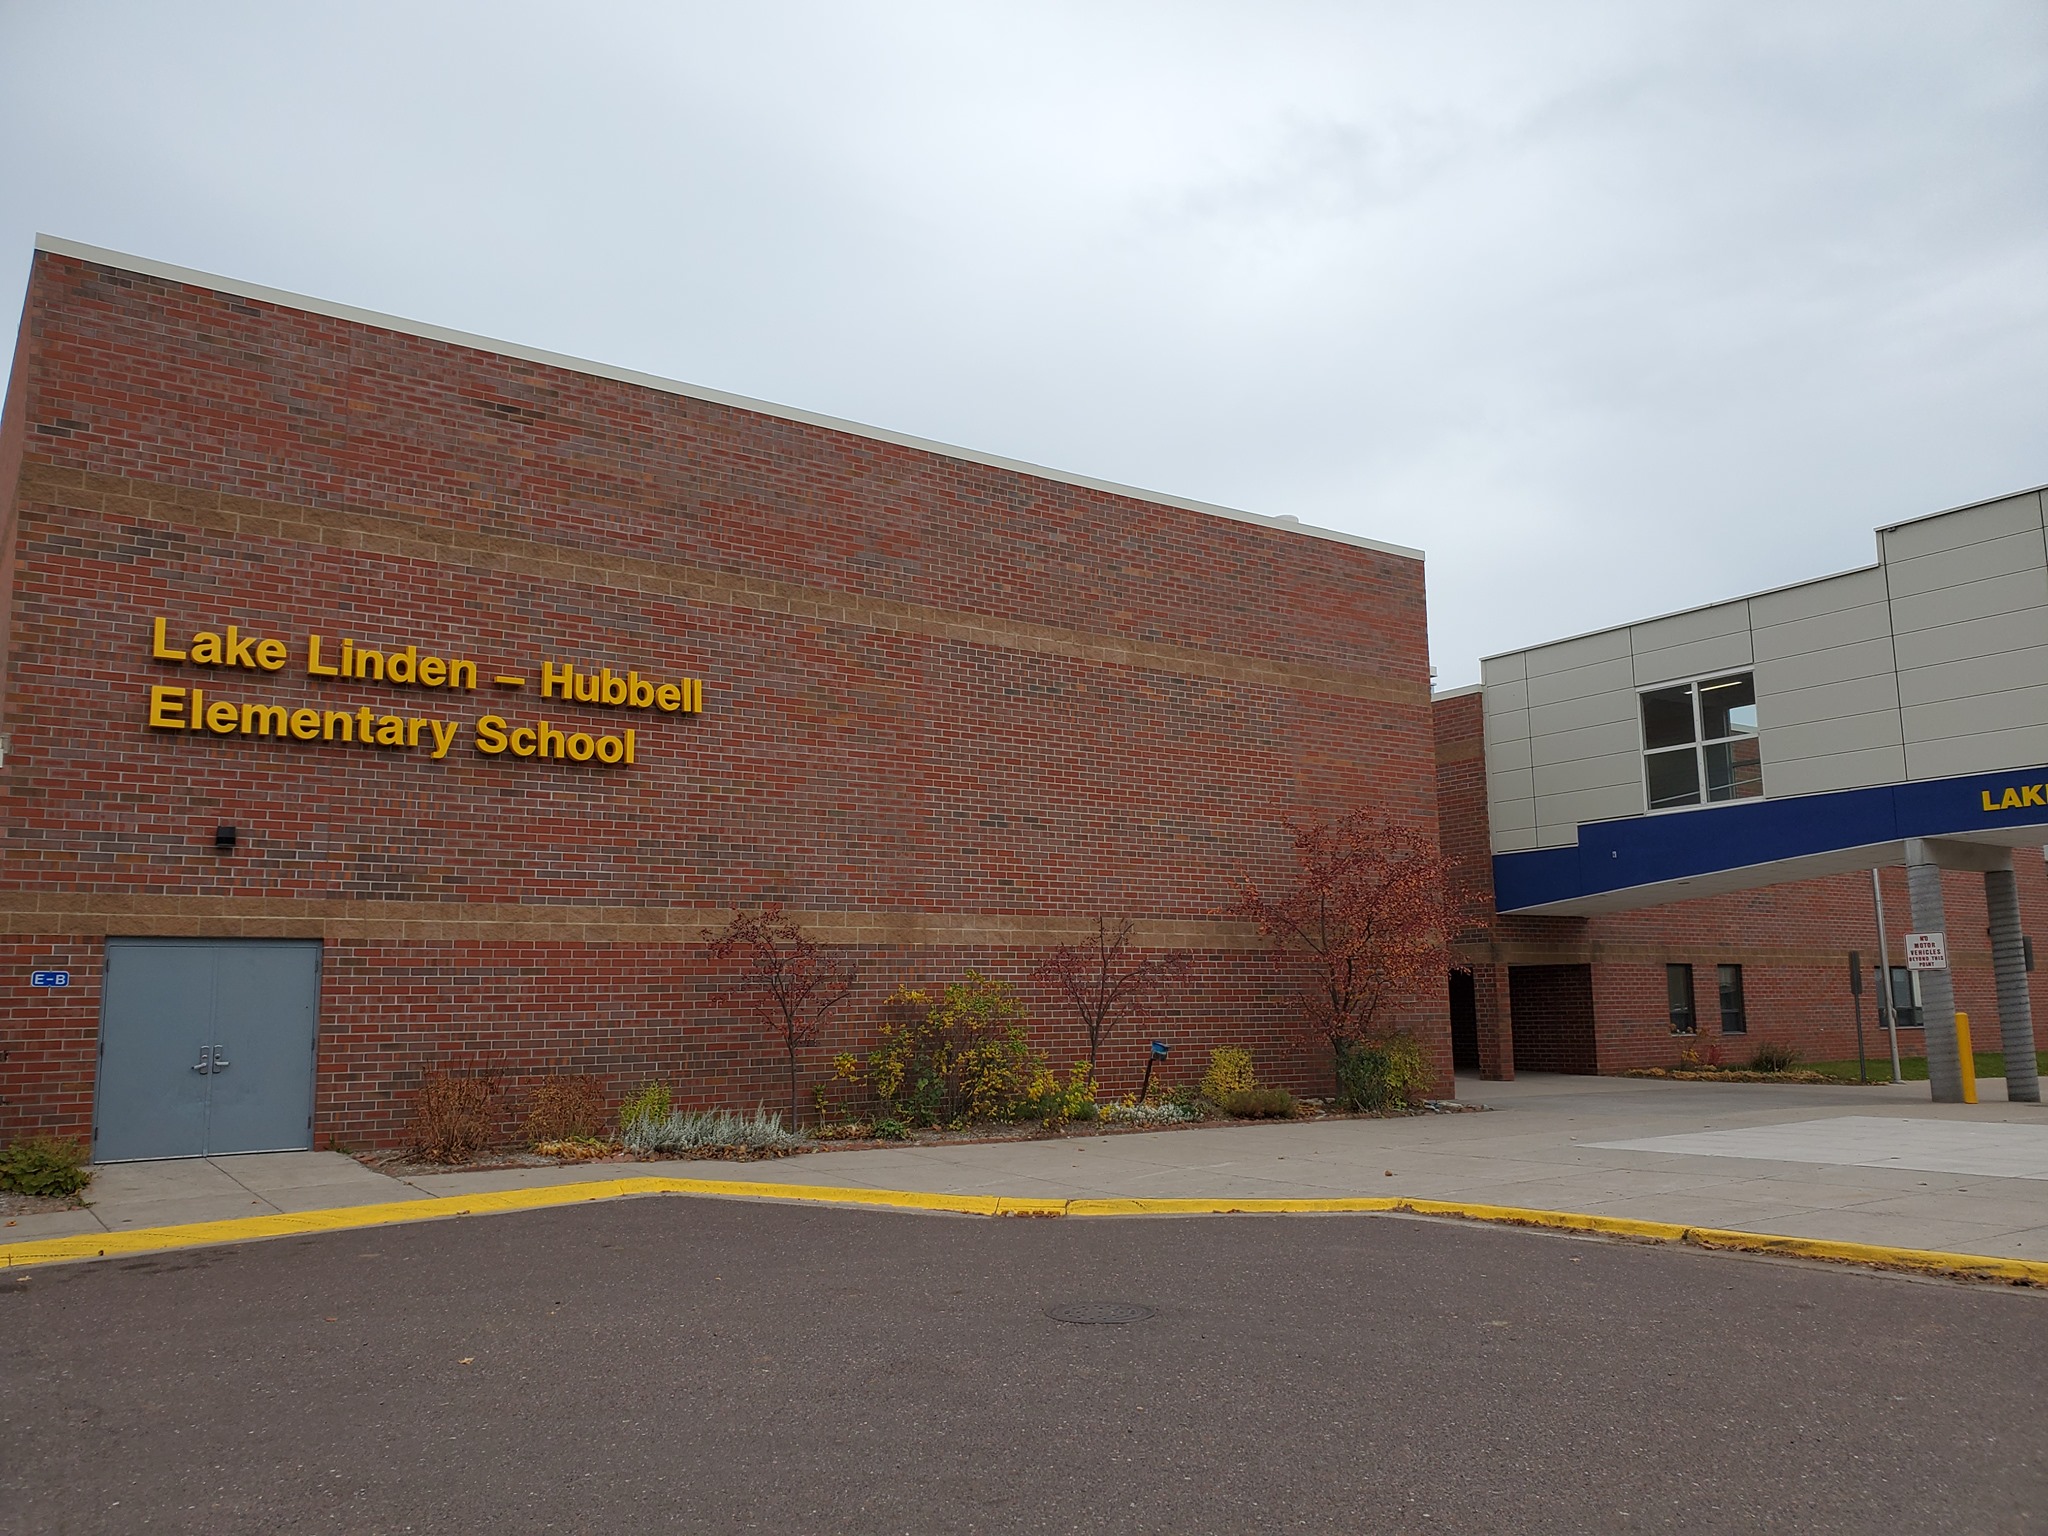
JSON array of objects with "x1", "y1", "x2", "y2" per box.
[{"x1": 94, "y1": 939, "x2": 322, "y2": 1162}]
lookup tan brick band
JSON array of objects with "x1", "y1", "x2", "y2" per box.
[
  {"x1": 21, "y1": 461, "x2": 1426, "y2": 709},
  {"x1": 0, "y1": 892, "x2": 1269, "y2": 950}
]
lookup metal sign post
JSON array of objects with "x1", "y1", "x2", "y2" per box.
[
  {"x1": 1871, "y1": 868, "x2": 1902, "y2": 1083},
  {"x1": 1138, "y1": 1039, "x2": 1169, "y2": 1102},
  {"x1": 1847, "y1": 952, "x2": 1867, "y2": 1083}
]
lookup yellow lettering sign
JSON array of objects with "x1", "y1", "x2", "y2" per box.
[
  {"x1": 1983, "y1": 781, "x2": 2048, "y2": 812},
  {"x1": 143, "y1": 626, "x2": 682, "y2": 766},
  {"x1": 147, "y1": 685, "x2": 186, "y2": 728}
]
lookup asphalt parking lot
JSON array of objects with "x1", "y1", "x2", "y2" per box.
[{"x1": 4, "y1": 1199, "x2": 2044, "y2": 1534}]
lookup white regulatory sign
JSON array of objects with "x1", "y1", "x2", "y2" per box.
[{"x1": 1903, "y1": 931, "x2": 1949, "y2": 971}]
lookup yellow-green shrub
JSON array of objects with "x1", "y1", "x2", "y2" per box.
[
  {"x1": 1199, "y1": 1047, "x2": 1258, "y2": 1104},
  {"x1": 835, "y1": 973, "x2": 1046, "y2": 1127},
  {"x1": 1020, "y1": 1061, "x2": 1099, "y2": 1130},
  {"x1": 1336, "y1": 1034, "x2": 1428, "y2": 1112},
  {"x1": 616, "y1": 1080, "x2": 673, "y2": 1135}
]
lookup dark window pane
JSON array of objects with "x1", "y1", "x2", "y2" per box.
[
  {"x1": 1646, "y1": 747, "x2": 1701, "y2": 808},
  {"x1": 1717, "y1": 963, "x2": 1747, "y2": 1033},
  {"x1": 1703, "y1": 737, "x2": 1764, "y2": 801},
  {"x1": 1641, "y1": 685, "x2": 1696, "y2": 750},
  {"x1": 1668, "y1": 963, "x2": 1697, "y2": 1033},
  {"x1": 1889, "y1": 967, "x2": 1923, "y2": 1029},
  {"x1": 1699, "y1": 673, "x2": 1757, "y2": 740}
]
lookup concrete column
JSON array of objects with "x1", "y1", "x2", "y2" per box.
[
  {"x1": 1983, "y1": 866, "x2": 2041, "y2": 1103},
  {"x1": 1904, "y1": 850, "x2": 1966, "y2": 1104},
  {"x1": 1473, "y1": 963, "x2": 1514, "y2": 1081}
]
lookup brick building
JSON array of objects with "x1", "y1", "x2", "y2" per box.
[
  {"x1": 1437, "y1": 482, "x2": 2048, "y2": 1096},
  {"x1": 0, "y1": 237, "x2": 1450, "y2": 1158},
  {"x1": 1437, "y1": 686, "x2": 2048, "y2": 1078}
]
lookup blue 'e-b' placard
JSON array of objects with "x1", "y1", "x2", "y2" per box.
[{"x1": 30, "y1": 970, "x2": 69, "y2": 988}]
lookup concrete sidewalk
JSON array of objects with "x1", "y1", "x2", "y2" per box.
[{"x1": 12, "y1": 1073, "x2": 2048, "y2": 1262}]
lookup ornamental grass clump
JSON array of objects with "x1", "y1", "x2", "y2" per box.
[
  {"x1": 1098, "y1": 1099, "x2": 1197, "y2": 1126},
  {"x1": 1219, "y1": 1087, "x2": 1297, "y2": 1119},
  {"x1": 622, "y1": 1107, "x2": 807, "y2": 1159},
  {"x1": 1747, "y1": 1041, "x2": 1800, "y2": 1073}
]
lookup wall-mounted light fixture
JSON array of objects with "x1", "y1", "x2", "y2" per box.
[{"x1": 214, "y1": 825, "x2": 238, "y2": 852}]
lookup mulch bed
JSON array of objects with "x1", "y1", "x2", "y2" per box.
[
  {"x1": 1621, "y1": 1068, "x2": 1886, "y2": 1085},
  {"x1": 1, "y1": 1190, "x2": 87, "y2": 1220}
]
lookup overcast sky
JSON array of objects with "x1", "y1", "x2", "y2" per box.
[{"x1": 2, "y1": 2, "x2": 2042, "y2": 685}]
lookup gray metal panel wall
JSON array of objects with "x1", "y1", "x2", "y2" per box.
[
  {"x1": 1883, "y1": 491, "x2": 2048, "y2": 780},
  {"x1": 1476, "y1": 486, "x2": 2048, "y2": 856},
  {"x1": 1751, "y1": 567, "x2": 1906, "y2": 798}
]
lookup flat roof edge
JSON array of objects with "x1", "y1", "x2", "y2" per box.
[
  {"x1": 1478, "y1": 483, "x2": 2048, "y2": 670},
  {"x1": 1476, "y1": 557, "x2": 1887, "y2": 668},
  {"x1": 1877, "y1": 483, "x2": 2048, "y2": 536},
  {"x1": 32, "y1": 234, "x2": 1424, "y2": 564}
]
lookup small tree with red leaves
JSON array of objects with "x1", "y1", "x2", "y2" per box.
[
  {"x1": 705, "y1": 905, "x2": 859, "y2": 1126},
  {"x1": 1034, "y1": 917, "x2": 1191, "y2": 1084},
  {"x1": 1232, "y1": 811, "x2": 1447, "y2": 1077}
]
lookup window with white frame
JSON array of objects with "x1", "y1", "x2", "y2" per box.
[{"x1": 1640, "y1": 673, "x2": 1762, "y2": 810}]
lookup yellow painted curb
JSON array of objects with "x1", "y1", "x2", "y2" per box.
[
  {"x1": 4, "y1": 1178, "x2": 2044, "y2": 1288},
  {"x1": 1064, "y1": 1195, "x2": 2048, "y2": 1284},
  {"x1": 0, "y1": 1176, "x2": 1064, "y2": 1269}
]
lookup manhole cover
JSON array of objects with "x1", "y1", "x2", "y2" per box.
[{"x1": 1046, "y1": 1303, "x2": 1156, "y2": 1325}]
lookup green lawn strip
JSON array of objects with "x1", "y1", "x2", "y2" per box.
[{"x1": 1798, "y1": 1050, "x2": 2048, "y2": 1083}]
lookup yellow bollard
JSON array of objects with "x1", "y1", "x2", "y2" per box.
[{"x1": 1956, "y1": 1011, "x2": 1978, "y2": 1104}]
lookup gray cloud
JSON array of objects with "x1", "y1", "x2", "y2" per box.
[{"x1": 2, "y1": 1, "x2": 2041, "y2": 683}]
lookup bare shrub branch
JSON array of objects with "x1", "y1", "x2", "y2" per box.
[
  {"x1": 705, "y1": 904, "x2": 859, "y2": 1126},
  {"x1": 1033, "y1": 917, "x2": 1190, "y2": 1083}
]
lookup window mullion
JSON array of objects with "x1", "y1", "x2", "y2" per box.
[{"x1": 1693, "y1": 683, "x2": 1707, "y2": 796}]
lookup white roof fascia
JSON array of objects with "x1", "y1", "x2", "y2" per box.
[
  {"x1": 1478, "y1": 482, "x2": 2048, "y2": 669},
  {"x1": 33, "y1": 234, "x2": 1423, "y2": 564}
]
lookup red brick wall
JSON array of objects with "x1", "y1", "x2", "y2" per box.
[
  {"x1": 1434, "y1": 690, "x2": 2048, "y2": 1075},
  {"x1": 1507, "y1": 964, "x2": 1597, "y2": 1073},
  {"x1": 0, "y1": 249, "x2": 1450, "y2": 1148}
]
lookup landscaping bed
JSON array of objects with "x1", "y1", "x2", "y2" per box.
[
  {"x1": 366, "y1": 1070, "x2": 1479, "y2": 1179},
  {"x1": 1629, "y1": 1047, "x2": 2048, "y2": 1086},
  {"x1": 1623, "y1": 1041, "x2": 1903, "y2": 1086},
  {"x1": 1621, "y1": 1067, "x2": 1888, "y2": 1085},
  {"x1": 379, "y1": 871, "x2": 1464, "y2": 1180}
]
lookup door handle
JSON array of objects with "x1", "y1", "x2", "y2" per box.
[
  {"x1": 190, "y1": 1046, "x2": 230, "y2": 1074},
  {"x1": 209, "y1": 1045, "x2": 230, "y2": 1072},
  {"x1": 191, "y1": 1054, "x2": 213, "y2": 1073}
]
